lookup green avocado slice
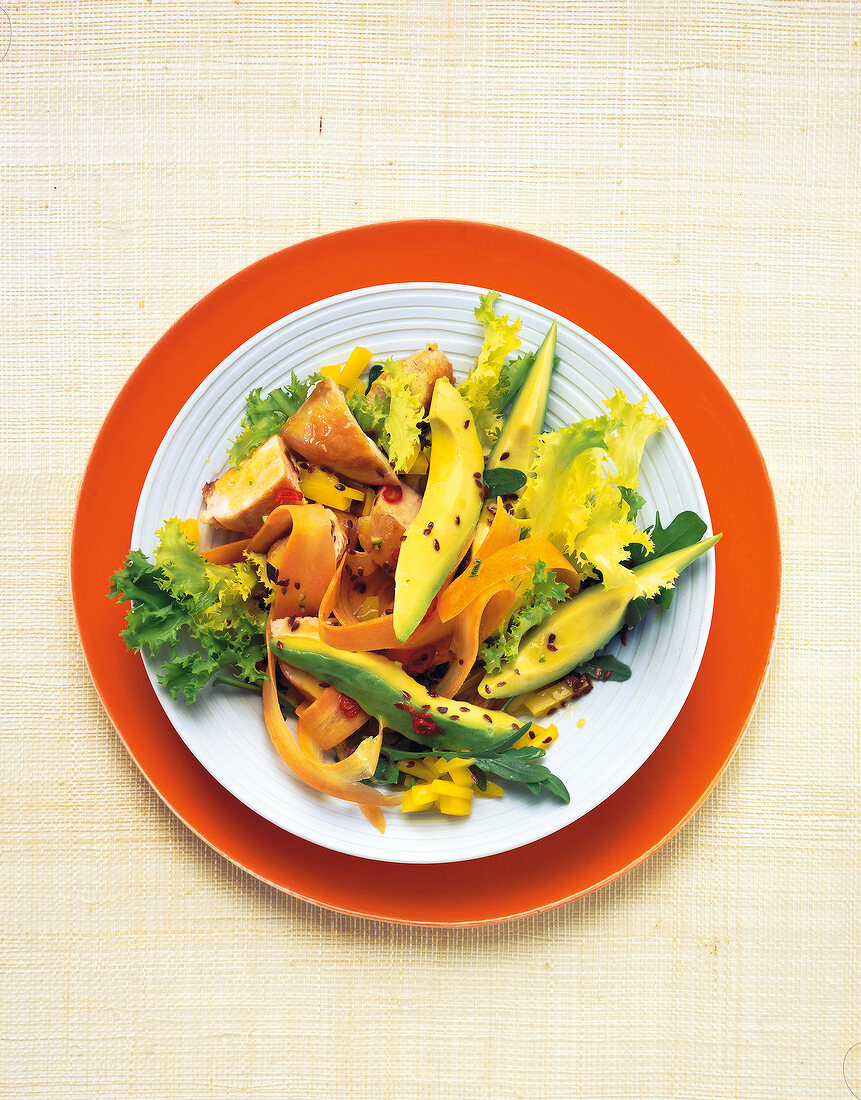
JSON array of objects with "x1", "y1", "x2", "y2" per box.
[
  {"x1": 392, "y1": 378, "x2": 484, "y2": 642},
  {"x1": 479, "y1": 534, "x2": 721, "y2": 698},
  {"x1": 473, "y1": 321, "x2": 557, "y2": 553},
  {"x1": 270, "y1": 621, "x2": 526, "y2": 755}
]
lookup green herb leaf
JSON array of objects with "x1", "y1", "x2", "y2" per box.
[
  {"x1": 575, "y1": 654, "x2": 632, "y2": 682},
  {"x1": 483, "y1": 467, "x2": 528, "y2": 497},
  {"x1": 618, "y1": 485, "x2": 646, "y2": 520},
  {"x1": 365, "y1": 363, "x2": 385, "y2": 393}
]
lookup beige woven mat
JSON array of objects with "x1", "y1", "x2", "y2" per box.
[{"x1": 2, "y1": 2, "x2": 859, "y2": 1097}]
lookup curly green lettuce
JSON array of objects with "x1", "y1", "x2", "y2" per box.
[
  {"x1": 480, "y1": 560, "x2": 569, "y2": 677},
  {"x1": 228, "y1": 372, "x2": 321, "y2": 467},
  {"x1": 458, "y1": 291, "x2": 524, "y2": 452},
  {"x1": 109, "y1": 518, "x2": 270, "y2": 703},
  {"x1": 347, "y1": 358, "x2": 424, "y2": 473}
]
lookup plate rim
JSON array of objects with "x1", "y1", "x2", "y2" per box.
[
  {"x1": 71, "y1": 219, "x2": 781, "y2": 925},
  {"x1": 130, "y1": 279, "x2": 717, "y2": 864}
]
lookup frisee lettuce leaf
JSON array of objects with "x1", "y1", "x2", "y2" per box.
[
  {"x1": 517, "y1": 390, "x2": 667, "y2": 589},
  {"x1": 480, "y1": 561, "x2": 569, "y2": 677},
  {"x1": 458, "y1": 291, "x2": 523, "y2": 452},
  {"x1": 347, "y1": 357, "x2": 424, "y2": 473},
  {"x1": 109, "y1": 518, "x2": 269, "y2": 703},
  {"x1": 228, "y1": 372, "x2": 321, "y2": 467}
]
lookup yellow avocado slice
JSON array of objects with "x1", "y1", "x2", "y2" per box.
[{"x1": 392, "y1": 378, "x2": 484, "y2": 642}]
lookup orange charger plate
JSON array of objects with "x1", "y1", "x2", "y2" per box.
[{"x1": 72, "y1": 221, "x2": 780, "y2": 926}]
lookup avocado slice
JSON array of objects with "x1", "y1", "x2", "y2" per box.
[
  {"x1": 392, "y1": 377, "x2": 484, "y2": 642},
  {"x1": 479, "y1": 534, "x2": 721, "y2": 698},
  {"x1": 473, "y1": 321, "x2": 557, "y2": 553},
  {"x1": 270, "y1": 620, "x2": 526, "y2": 754}
]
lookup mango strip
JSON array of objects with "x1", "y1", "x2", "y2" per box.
[
  {"x1": 435, "y1": 579, "x2": 517, "y2": 697},
  {"x1": 268, "y1": 504, "x2": 340, "y2": 619},
  {"x1": 437, "y1": 536, "x2": 580, "y2": 624},
  {"x1": 296, "y1": 688, "x2": 370, "y2": 750},
  {"x1": 261, "y1": 622, "x2": 398, "y2": 826},
  {"x1": 201, "y1": 504, "x2": 303, "y2": 565}
]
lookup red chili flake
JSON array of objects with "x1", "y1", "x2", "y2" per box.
[
  {"x1": 338, "y1": 693, "x2": 361, "y2": 718},
  {"x1": 433, "y1": 538, "x2": 440, "y2": 552},
  {"x1": 382, "y1": 486, "x2": 402, "y2": 503},
  {"x1": 411, "y1": 715, "x2": 440, "y2": 738},
  {"x1": 274, "y1": 488, "x2": 304, "y2": 506}
]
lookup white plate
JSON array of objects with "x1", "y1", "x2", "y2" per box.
[{"x1": 132, "y1": 283, "x2": 715, "y2": 864}]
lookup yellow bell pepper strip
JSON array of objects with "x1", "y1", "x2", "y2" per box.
[
  {"x1": 397, "y1": 759, "x2": 437, "y2": 782},
  {"x1": 401, "y1": 784, "x2": 439, "y2": 812},
  {"x1": 298, "y1": 467, "x2": 364, "y2": 511},
  {"x1": 447, "y1": 761, "x2": 475, "y2": 786},
  {"x1": 516, "y1": 682, "x2": 575, "y2": 718},
  {"x1": 514, "y1": 721, "x2": 559, "y2": 749},
  {"x1": 261, "y1": 621, "x2": 398, "y2": 828},
  {"x1": 475, "y1": 780, "x2": 504, "y2": 798},
  {"x1": 438, "y1": 796, "x2": 471, "y2": 816},
  {"x1": 295, "y1": 688, "x2": 369, "y2": 750},
  {"x1": 428, "y1": 779, "x2": 473, "y2": 800},
  {"x1": 437, "y1": 537, "x2": 580, "y2": 625},
  {"x1": 339, "y1": 346, "x2": 373, "y2": 390}
]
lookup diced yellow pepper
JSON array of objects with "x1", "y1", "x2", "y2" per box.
[
  {"x1": 438, "y1": 795, "x2": 472, "y2": 816},
  {"x1": 475, "y1": 781, "x2": 505, "y2": 798},
  {"x1": 447, "y1": 765, "x2": 475, "y2": 787},
  {"x1": 397, "y1": 760, "x2": 437, "y2": 782},
  {"x1": 402, "y1": 785, "x2": 439, "y2": 812},
  {"x1": 514, "y1": 721, "x2": 559, "y2": 750},
  {"x1": 360, "y1": 489, "x2": 375, "y2": 517},
  {"x1": 517, "y1": 682, "x2": 574, "y2": 718},
  {"x1": 428, "y1": 779, "x2": 473, "y2": 800},
  {"x1": 340, "y1": 346, "x2": 372, "y2": 390},
  {"x1": 320, "y1": 363, "x2": 343, "y2": 381},
  {"x1": 298, "y1": 468, "x2": 364, "y2": 510},
  {"x1": 426, "y1": 757, "x2": 452, "y2": 779}
]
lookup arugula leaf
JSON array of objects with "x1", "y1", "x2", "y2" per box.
[
  {"x1": 109, "y1": 519, "x2": 268, "y2": 703},
  {"x1": 228, "y1": 373, "x2": 321, "y2": 467},
  {"x1": 481, "y1": 561, "x2": 568, "y2": 677},
  {"x1": 347, "y1": 358, "x2": 424, "y2": 473},
  {"x1": 483, "y1": 467, "x2": 527, "y2": 497},
  {"x1": 575, "y1": 654, "x2": 632, "y2": 682},
  {"x1": 625, "y1": 509, "x2": 709, "y2": 615},
  {"x1": 373, "y1": 721, "x2": 569, "y2": 804}
]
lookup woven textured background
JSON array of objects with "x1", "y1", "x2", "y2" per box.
[{"x1": 2, "y1": 2, "x2": 859, "y2": 1097}]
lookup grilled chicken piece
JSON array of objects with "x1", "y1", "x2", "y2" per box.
[
  {"x1": 200, "y1": 435, "x2": 302, "y2": 534},
  {"x1": 368, "y1": 344, "x2": 454, "y2": 412},
  {"x1": 357, "y1": 481, "x2": 422, "y2": 572},
  {"x1": 281, "y1": 377, "x2": 398, "y2": 486}
]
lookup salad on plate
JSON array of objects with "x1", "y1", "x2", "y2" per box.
[{"x1": 110, "y1": 292, "x2": 720, "y2": 833}]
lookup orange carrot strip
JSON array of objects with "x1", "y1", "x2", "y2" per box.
[
  {"x1": 436, "y1": 580, "x2": 517, "y2": 697},
  {"x1": 437, "y1": 537, "x2": 580, "y2": 624},
  {"x1": 296, "y1": 688, "x2": 370, "y2": 750},
  {"x1": 268, "y1": 504, "x2": 339, "y2": 619},
  {"x1": 474, "y1": 499, "x2": 522, "y2": 560},
  {"x1": 202, "y1": 505, "x2": 301, "y2": 565},
  {"x1": 262, "y1": 622, "x2": 398, "y2": 821}
]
